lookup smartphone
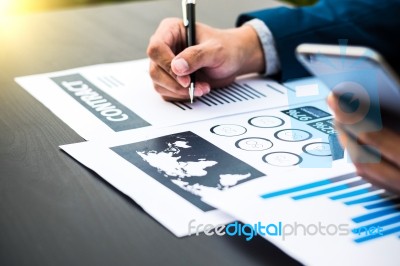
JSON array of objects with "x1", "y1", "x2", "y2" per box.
[{"x1": 295, "y1": 43, "x2": 400, "y2": 132}]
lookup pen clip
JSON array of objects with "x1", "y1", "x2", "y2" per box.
[
  {"x1": 182, "y1": 0, "x2": 189, "y2": 27},
  {"x1": 182, "y1": 0, "x2": 195, "y2": 27}
]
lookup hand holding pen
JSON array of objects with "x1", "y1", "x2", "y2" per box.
[{"x1": 146, "y1": 12, "x2": 265, "y2": 101}]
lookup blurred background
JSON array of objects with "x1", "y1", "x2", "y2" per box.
[{"x1": 0, "y1": 0, "x2": 318, "y2": 16}]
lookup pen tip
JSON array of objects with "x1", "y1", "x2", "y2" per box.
[{"x1": 189, "y1": 83, "x2": 195, "y2": 104}]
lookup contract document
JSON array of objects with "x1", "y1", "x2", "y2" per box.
[{"x1": 15, "y1": 58, "x2": 324, "y2": 140}]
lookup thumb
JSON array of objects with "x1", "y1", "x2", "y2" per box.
[
  {"x1": 171, "y1": 43, "x2": 220, "y2": 76},
  {"x1": 326, "y1": 92, "x2": 336, "y2": 111}
]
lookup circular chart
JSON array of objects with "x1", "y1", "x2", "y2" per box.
[
  {"x1": 302, "y1": 142, "x2": 331, "y2": 157},
  {"x1": 262, "y1": 152, "x2": 303, "y2": 167},
  {"x1": 274, "y1": 129, "x2": 312, "y2": 142},
  {"x1": 235, "y1": 137, "x2": 273, "y2": 151},
  {"x1": 248, "y1": 116, "x2": 285, "y2": 128},
  {"x1": 210, "y1": 124, "x2": 247, "y2": 137}
]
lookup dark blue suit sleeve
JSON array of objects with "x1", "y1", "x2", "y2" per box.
[{"x1": 237, "y1": 0, "x2": 400, "y2": 81}]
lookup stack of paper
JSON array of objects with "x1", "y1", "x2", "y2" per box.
[{"x1": 16, "y1": 58, "x2": 400, "y2": 265}]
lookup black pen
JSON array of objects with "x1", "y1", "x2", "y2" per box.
[{"x1": 182, "y1": 0, "x2": 196, "y2": 103}]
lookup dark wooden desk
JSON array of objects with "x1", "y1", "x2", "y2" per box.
[{"x1": 0, "y1": 0, "x2": 300, "y2": 265}]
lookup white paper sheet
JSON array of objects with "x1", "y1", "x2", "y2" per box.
[
  {"x1": 202, "y1": 163, "x2": 400, "y2": 265},
  {"x1": 15, "y1": 58, "x2": 326, "y2": 140},
  {"x1": 60, "y1": 99, "x2": 356, "y2": 237}
]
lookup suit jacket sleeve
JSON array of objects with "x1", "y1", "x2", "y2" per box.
[{"x1": 237, "y1": 0, "x2": 400, "y2": 81}]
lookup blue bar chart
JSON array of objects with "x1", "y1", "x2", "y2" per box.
[{"x1": 260, "y1": 173, "x2": 400, "y2": 243}]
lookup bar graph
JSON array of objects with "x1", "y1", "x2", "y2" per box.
[
  {"x1": 172, "y1": 82, "x2": 269, "y2": 110},
  {"x1": 260, "y1": 173, "x2": 400, "y2": 243}
]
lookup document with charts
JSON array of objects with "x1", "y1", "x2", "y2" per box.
[
  {"x1": 15, "y1": 58, "x2": 324, "y2": 140},
  {"x1": 203, "y1": 161, "x2": 400, "y2": 265},
  {"x1": 60, "y1": 98, "x2": 357, "y2": 237}
]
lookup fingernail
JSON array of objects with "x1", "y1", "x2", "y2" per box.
[
  {"x1": 172, "y1": 58, "x2": 189, "y2": 74},
  {"x1": 202, "y1": 84, "x2": 210, "y2": 94},
  {"x1": 177, "y1": 76, "x2": 190, "y2": 87},
  {"x1": 194, "y1": 88, "x2": 203, "y2": 97}
]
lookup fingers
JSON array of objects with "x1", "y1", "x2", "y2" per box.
[
  {"x1": 328, "y1": 92, "x2": 400, "y2": 167},
  {"x1": 333, "y1": 124, "x2": 348, "y2": 149},
  {"x1": 147, "y1": 19, "x2": 182, "y2": 80},
  {"x1": 147, "y1": 18, "x2": 187, "y2": 100},
  {"x1": 150, "y1": 61, "x2": 210, "y2": 101},
  {"x1": 171, "y1": 24, "x2": 265, "y2": 78},
  {"x1": 147, "y1": 20, "x2": 252, "y2": 101},
  {"x1": 149, "y1": 61, "x2": 187, "y2": 99},
  {"x1": 170, "y1": 23, "x2": 224, "y2": 77},
  {"x1": 326, "y1": 92, "x2": 368, "y2": 125},
  {"x1": 357, "y1": 128, "x2": 400, "y2": 168},
  {"x1": 147, "y1": 18, "x2": 185, "y2": 57},
  {"x1": 169, "y1": 40, "x2": 235, "y2": 95},
  {"x1": 171, "y1": 40, "x2": 224, "y2": 77},
  {"x1": 354, "y1": 161, "x2": 400, "y2": 195},
  {"x1": 336, "y1": 123, "x2": 400, "y2": 196},
  {"x1": 147, "y1": 19, "x2": 213, "y2": 101},
  {"x1": 147, "y1": 37, "x2": 175, "y2": 76},
  {"x1": 327, "y1": 92, "x2": 400, "y2": 194}
]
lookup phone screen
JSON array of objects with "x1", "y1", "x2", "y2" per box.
[
  {"x1": 297, "y1": 49, "x2": 400, "y2": 134},
  {"x1": 298, "y1": 52, "x2": 400, "y2": 116}
]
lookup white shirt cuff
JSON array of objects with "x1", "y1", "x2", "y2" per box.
[{"x1": 244, "y1": 18, "x2": 281, "y2": 76}]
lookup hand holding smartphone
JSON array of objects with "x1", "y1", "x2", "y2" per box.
[{"x1": 296, "y1": 44, "x2": 400, "y2": 194}]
